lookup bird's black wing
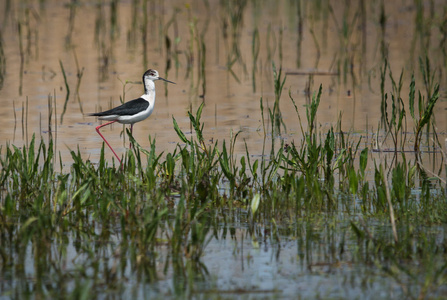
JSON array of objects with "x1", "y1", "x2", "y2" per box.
[{"x1": 89, "y1": 98, "x2": 149, "y2": 117}]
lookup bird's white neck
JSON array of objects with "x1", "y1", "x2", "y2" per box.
[{"x1": 144, "y1": 77, "x2": 156, "y2": 95}]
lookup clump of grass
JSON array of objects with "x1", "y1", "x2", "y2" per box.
[
  {"x1": 379, "y1": 60, "x2": 407, "y2": 153},
  {"x1": 409, "y1": 77, "x2": 440, "y2": 153},
  {"x1": 270, "y1": 62, "x2": 287, "y2": 136},
  {"x1": 377, "y1": 58, "x2": 441, "y2": 156},
  {"x1": 411, "y1": 57, "x2": 441, "y2": 154}
]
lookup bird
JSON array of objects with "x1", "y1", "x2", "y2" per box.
[{"x1": 88, "y1": 69, "x2": 175, "y2": 167}]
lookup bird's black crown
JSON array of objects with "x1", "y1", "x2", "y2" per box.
[{"x1": 144, "y1": 69, "x2": 157, "y2": 77}]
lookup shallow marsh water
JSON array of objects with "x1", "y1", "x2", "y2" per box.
[{"x1": 0, "y1": 0, "x2": 447, "y2": 299}]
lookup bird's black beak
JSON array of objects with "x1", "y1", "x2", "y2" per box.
[{"x1": 159, "y1": 77, "x2": 176, "y2": 84}]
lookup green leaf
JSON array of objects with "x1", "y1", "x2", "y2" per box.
[
  {"x1": 188, "y1": 103, "x2": 205, "y2": 144},
  {"x1": 20, "y1": 217, "x2": 38, "y2": 233},
  {"x1": 419, "y1": 84, "x2": 440, "y2": 129},
  {"x1": 172, "y1": 116, "x2": 189, "y2": 145},
  {"x1": 219, "y1": 140, "x2": 233, "y2": 182},
  {"x1": 166, "y1": 153, "x2": 175, "y2": 177},
  {"x1": 348, "y1": 168, "x2": 358, "y2": 195},
  {"x1": 251, "y1": 193, "x2": 261, "y2": 215},
  {"x1": 196, "y1": 101, "x2": 204, "y2": 122},
  {"x1": 359, "y1": 147, "x2": 368, "y2": 176},
  {"x1": 253, "y1": 159, "x2": 258, "y2": 174}
]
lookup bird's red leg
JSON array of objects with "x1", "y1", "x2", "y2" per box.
[{"x1": 95, "y1": 120, "x2": 122, "y2": 168}]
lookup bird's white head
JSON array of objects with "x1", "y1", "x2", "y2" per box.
[
  {"x1": 143, "y1": 69, "x2": 175, "y2": 83},
  {"x1": 142, "y1": 69, "x2": 175, "y2": 94}
]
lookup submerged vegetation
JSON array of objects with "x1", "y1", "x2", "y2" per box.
[{"x1": 0, "y1": 0, "x2": 447, "y2": 298}]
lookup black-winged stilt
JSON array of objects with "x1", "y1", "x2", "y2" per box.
[{"x1": 88, "y1": 69, "x2": 175, "y2": 167}]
